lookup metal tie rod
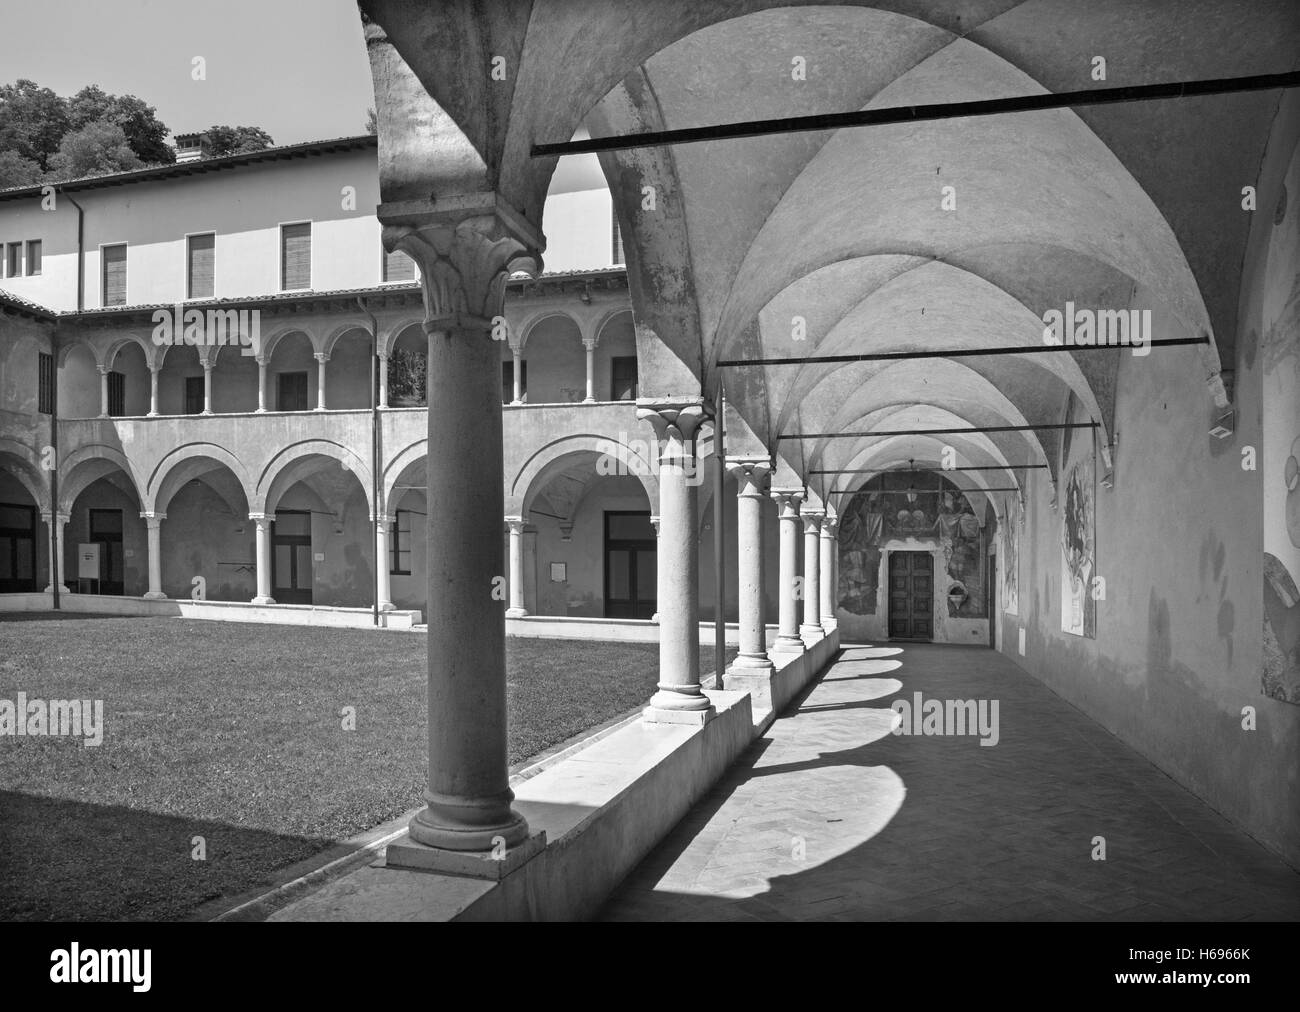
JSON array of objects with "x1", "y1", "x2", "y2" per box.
[{"x1": 781, "y1": 422, "x2": 1097, "y2": 440}]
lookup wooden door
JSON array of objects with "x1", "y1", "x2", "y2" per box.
[{"x1": 888, "y1": 551, "x2": 933, "y2": 640}]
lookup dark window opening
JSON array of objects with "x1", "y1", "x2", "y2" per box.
[
  {"x1": 390, "y1": 510, "x2": 412, "y2": 575},
  {"x1": 277, "y1": 371, "x2": 309, "y2": 412},
  {"x1": 611, "y1": 355, "x2": 637, "y2": 401},
  {"x1": 107, "y1": 371, "x2": 125, "y2": 417},
  {"x1": 38, "y1": 352, "x2": 54, "y2": 414},
  {"x1": 184, "y1": 376, "x2": 205, "y2": 415},
  {"x1": 503, "y1": 359, "x2": 527, "y2": 404}
]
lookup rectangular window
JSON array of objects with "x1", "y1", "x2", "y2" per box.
[
  {"x1": 382, "y1": 247, "x2": 415, "y2": 283},
  {"x1": 184, "y1": 376, "x2": 204, "y2": 415},
  {"x1": 277, "y1": 371, "x2": 308, "y2": 412},
  {"x1": 38, "y1": 352, "x2": 54, "y2": 414},
  {"x1": 102, "y1": 244, "x2": 127, "y2": 306},
  {"x1": 25, "y1": 240, "x2": 41, "y2": 276},
  {"x1": 390, "y1": 510, "x2": 412, "y2": 575},
  {"x1": 502, "y1": 360, "x2": 527, "y2": 404},
  {"x1": 107, "y1": 371, "x2": 125, "y2": 417},
  {"x1": 281, "y1": 222, "x2": 311, "y2": 291},
  {"x1": 612, "y1": 212, "x2": 624, "y2": 266},
  {"x1": 611, "y1": 355, "x2": 637, "y2": 401},
  {"x1": 187, "y1": 233, "x2": 215, "y2": 299},
  {"x1": 5, "y1": 242, "x2": 21, "y2": 278}
]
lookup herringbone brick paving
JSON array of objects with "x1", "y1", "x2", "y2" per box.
[{"x1": 598, "y1": 644, "x2": 1300, "y2": 921}]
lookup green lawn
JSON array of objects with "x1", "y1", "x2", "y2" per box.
[{"x1": 0, "y1": 614, "x2": 735, "y2": 921}]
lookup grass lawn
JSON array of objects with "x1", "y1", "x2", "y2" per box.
[{"x1": 0, "y1": 614, "x2": 736, "y2": 921}]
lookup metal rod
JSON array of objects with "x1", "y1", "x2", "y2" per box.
[
  {"x1": 713, "y1": 385, "x2": 726, "y2": 691},
  {"x1": 811, "y1": 464, "x2": 1047, "y2": 474},
  {"x1": 829, "y1": 486, "x2": 1021, "y2": 495},
  {"x1": 533, "y1": 72, "x2": 1300, "y2": 157},
  {"x1": 717, "y1": 336, "x2": 1208, "y2": 368},
  {"x1": 781, "y1": 422, "x2": 1098, "y2": 440}
]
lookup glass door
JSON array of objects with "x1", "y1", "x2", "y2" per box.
[{"x1": 271, "y1": 510, "x2": 313, "y2": 603}]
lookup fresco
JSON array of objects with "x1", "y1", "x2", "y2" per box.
[
  {"x1": 837, "y1": 473, "x2": 987, "y2": 618},
  {"x1": 1060, "y1": 436, "x2": 1096, "y2": 638},
  {"x1": 1001, "y1": 507, "x2": 1019, "y2": 616}
]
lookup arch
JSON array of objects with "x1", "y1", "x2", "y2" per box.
[
  {"x1": 321, "y1": 321, "x2": 373, "y2": 358},
  {"x1": 145, "y1": 443, "x2": 254, "y2": 515},
  {"x1": 383, "y1": 438, "x2": 427, "y2": 511},
  {"x1": 0, "y1": 443, "x2": 50, "y2": 513},
  {"x1": 379, "y1": 317, "x2": 425, "y2": 358},
  {"x1": 508, "y1": 434, "x2": 659, "y2": 516},
  {"x1": 516, "y1": 308, "x2": 582, "y2": 350},
  {"x1": 254, "y1": 439, "x2": 375, "y2": 515},
  {"x1": 58, "y1": 444, "x2": 143, "y2": 514},
  {"x1": 260, "y1": 326, "x2": 319, "y2": 362}
]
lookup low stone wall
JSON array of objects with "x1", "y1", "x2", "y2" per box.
[{"x1": 0, "y1": 592, "x2": 421, "y2": 630}]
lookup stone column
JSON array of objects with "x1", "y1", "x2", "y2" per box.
[
  {"x1": 505, "y1": 516, "x2": 527, "y2": 617},
  {"x1": 201, "y1": 362, "x2": 213, "y2": 415},
  {"x1": 382, "y1": 212, "x2": 541, "y2": 857},
  {"x1": 582, "y1": 337, "x2": 597, "y2": 402},
  {"x1": 255, "y1": 355, "x2": 268, "y2": 412},
  {"x1": 98, "y1": 365, "x2": 109, "y2": 417},
  {"x1": 511, "y1": 347, "x2": 523, "y2": 404},
  {"x1": 42, "y1": 512, "x2": 69, "y2": 592},
  {"x1": 250, "y1": 512, "x2": 275, "y2": 604},
  {"x1": 726, "y1": 458, "x2": 772, "y2": 671},
  {"x1": 801, "y1": 509, "x2": 824, "y2": 639},
  {"x1": 820, "y1": 515, "x2": 838, "y2": 631},
  {"x1": 140, "y1": 512, "x2": 167, "y2": 599},
  {"x1": 638, "y1": 398, "x2": 713, "y2": 720},
  {"x1": 148, "y1": 366, "x2": 159, "y2": 417},
  {"x1": 375, "y1": 514, "x2": 394, "y2": 611},
  {"x1": 770, "y1": 488, "x2": 804, "y2": 653},
  {"x1": 378, "y1": 352, "x2": 389, "y2": 408},
  {"x1": 649, "y1": 515, "x2": 661, "y2": 623},
  {"x1": 314, "y1": 352, "x2": 329, "y2": 410}
]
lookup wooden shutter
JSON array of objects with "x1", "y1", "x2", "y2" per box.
[
  {"x1": 384, "y1": 248, "x2": 415, "y2": 282},
  {"x1": 188, "y1": 234, "x2": 215, "y2": 298},
  {"x1": 26, "y1": 240, "x2": 41, "y2": 276},
  {"x1": 281, "y1": 223, "x2": 311, "y2": 290},
  {"x1": 102, "y1": 245, "x2": 127, "y2": 306}
]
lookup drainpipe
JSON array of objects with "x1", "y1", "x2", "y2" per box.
[
  {"x1": 357, "y1": 296, "x2": 380, "y2": 627},
  {"x1": 49, "y1": 325, "x2": 61, "y2": 610},
  {"x1": 62, "y1": 190, "x2": 85, "y2": 312}
]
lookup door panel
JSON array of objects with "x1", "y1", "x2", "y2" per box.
[{"x1": 888, "y1": 551, "x2": 933, "y2": 640}]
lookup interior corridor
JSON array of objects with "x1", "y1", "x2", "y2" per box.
[{"x1": 599, "y1": 644, "x2": 1300, "y2": 922}]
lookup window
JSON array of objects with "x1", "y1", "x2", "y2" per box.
[
  {"x1": 102, "y1": 244, "x2": 127, "y2": 306},
  {"x1": 611, "y1": 211, "x2": 624, "y2": 266},
  {"x1": 390, "y1": 510, "x2": 412, "y2": 575},
  {"x1": 25, "y1": 240, "x2": 40, "y2": 276},
  {"x1": 382, "y1": 247, "x2": 415, "y2": 283},
  {"x1": 107, "y1": 371, "x2": 125, "y2": 417},
  {"x1": 187, "y1": 233, "x2": 215, "y2": 299},
  {"x1": 38, "y1": 352, "x2": 54, "y2": 414},
  {"x1": 281, "y1": 222, "x2": 311, "y2": 291},
  {"x1": 611, "y1": 355, "x2": 637, "y2": 400},
  {"x1": 184, "y1": 376, "x2": 204, "y2": 415},
  {"x1": 277, "y1": 371, "x2": 308, "y2": 412},
  {"x1": 502, "y1": 359, "x2": 527, "y2": 404},
  {"x1": 5, "y1": 242, "x2": 21, "y2": 278}
]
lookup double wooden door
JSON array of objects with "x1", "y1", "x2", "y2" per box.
[{"x1": 888, "y1": 551, "x2": 933, "y2": 640}]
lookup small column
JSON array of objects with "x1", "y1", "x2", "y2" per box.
[
  {"x1": 801, "y1": 509, "x2": 824, "y2": 639},
  {"x1": 639, "y1": 398, "x2": 713, "y2": 720},
  {"x1": 201, "y1": 362, "x2": 213, "y2": 415},
  {"x1": 582, "y1": 338, "x2": 597, "y2": 402},
  {"x1": 140, "y1": 512, "x2": 167, "y2": 599},
  {"x1": 42, "y1": 512, "x2": 69, "y2": 592},
  {"x1": 505, "y1": 516, "x2": 527, "y2": 617},
  {"x1": 726, "y1": 458, "x2": 773, "y2": 670},
  {"x1": 98, "y1": 365, "x2": 109, "y2": 417},
  {"x1": 250, "y1": 512, "x2": 275, "y2": 604},
  {"x1": 148, "y1": 366, "x2": 160, "y2": 417},
  {"x1": 375, "y1": 514, "x2": 394, "y2": 611},
  {"x1": 511, "y1": 348, "x2": 523, "y2": 404},
  {"x1": 649, "y1": 515, "x2": 661, "y2": 623},
  {"x1": 378, "y1": 352, "x2": 389, "y2": 408},
  {"x1": 314, "y1": 352, "x2": 329, "y2": 410},
  {"x1": 255, "y1": 355, "x2": 268, "y2": 412},
  {"x1": 820, "y1": 515, "x2": 838, "y2": 631},
  {"x1": 770, "y1": 488, "x2": 804, "y2": 653}
]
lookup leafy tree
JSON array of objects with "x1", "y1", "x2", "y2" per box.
[
  {"x1": 365, "y1": 107, "x2": 377, "y2": 135},
  {"x1": 0, "y1": 79, "x2": 70, "y2": 170},
  {"x1": 205, "y1": 125, "x2": 275, "y2": 157},
  {"x1": 47, "y1": 121, "x2": 143, "y2": 179},
  {"x1": 67, "y1": 87, "x2": 174, "y2": 165},
  {"x1": 0, "y1": 149, "x2": 43, "y2": 188}
]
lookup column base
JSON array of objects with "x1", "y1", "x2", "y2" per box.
[
  {"x1": 729, "y1": 652, "x2": 774, "y2": 671},
  {"x1": 379, "y1": 602, "x2": 396, "y2": 612},
  {"x1": 800, "y1": 623, "x2": 825, "y2": 641},
  {"x1": 643, "y1": 704, "x2": 715, "y2": 725},
  {"x1": 385, "y1": 828, "x2": 547, "y2": 880},
  {"x1": 505, "y1": 607, "x2": 528, "y2": 618},
  {"x1": 771, "y1": 634, "x2": 805, "y2": 653},
  {"x1": 406, "y1": 791, "x2": 530, "y2": 853},
  {"x1": 142, "y1": 591, "x2": 168, "y2": 600},
  {"x1": 251, "y1": 595, "x2": 276, "y2": 605}
]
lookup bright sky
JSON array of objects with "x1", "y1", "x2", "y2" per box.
[{"x1": 0, "y1": 0, "x2": 607, "y2": 191}]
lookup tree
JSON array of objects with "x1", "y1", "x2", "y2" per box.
[
  {"x1": 0, "y1": 79, "x2": 70, "y2": 170},
  {"x1": 67, "y1": 86, "x2": 174, "y2": 165},
  {"x1": 46, "y1": 121, "x2": 143, "y2": 179},
  {"x1": 365, "y1": 108, "x2": 377, "y2": 135},
  {"x1": 205, "y1": 125, "x2": 275, "y2": 157},
  {"x1": 0, "y1": 149, "x2": 43, "y2": 188}
]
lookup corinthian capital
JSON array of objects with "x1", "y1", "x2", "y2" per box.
[
  {"x1": 383, "y1": 210, "x2": 543, "y2": 330},
  {"x1": 726, "y1": 456, "x2": 772, "y2": 498},
  {"x1": 636, "y1": 397, "x2": 713, "y2": 463}
]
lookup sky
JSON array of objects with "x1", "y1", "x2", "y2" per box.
[{"x1": 0, "y1": 0, "x2": 608, "y2": 192}]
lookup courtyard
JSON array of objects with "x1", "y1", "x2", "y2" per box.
[{"x1": 0, "y1": 613, "x2": 732, "y2": 920}]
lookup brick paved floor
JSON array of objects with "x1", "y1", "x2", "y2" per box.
[{"x1": 598, "y1": 644, "x2": 1300, "y2": 921}]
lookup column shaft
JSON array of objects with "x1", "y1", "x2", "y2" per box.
[
  {"x1": 771, "y1": 489, "x2": 804, "y2": 652},
  {"x1": 583, "y1": 339, "x2": 596, "y2": 402},
  {"x1": 256, "y1": 358, "x2": 267, "y2": 412},
  {"x1": 251, "y1": 514, "x2": 275, "y2": 604},
  {"x1": 376, "y1": 515, "x2": 393, "y2": 611},
  {"x1": 801, "y1": 511, "x2": 823, "y2": 637},
  {"x1": 820, "y1": 520, "x2": 837, "y2": 630},
  {"x1": 505, "y1": 517, "x2": 527, "y2": 617},
  {"x1": 728, "y1": 459, "x2": 772, "y2": 670},
  {"x1": 378, "y1": 354, "x2": 389, "y2": 408},
  {"x1": 315, "y1": 353, "x2": 328, "y2": 410},
  {"x1": 141, "y1": 513, "x2": 166, "y2": 599},
  {"x1": 148, "y1": 368, "x2": 159, "y2": 416},
  {"x1": 202, "y1": 364, "x2": 213, "y2": 415}
]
